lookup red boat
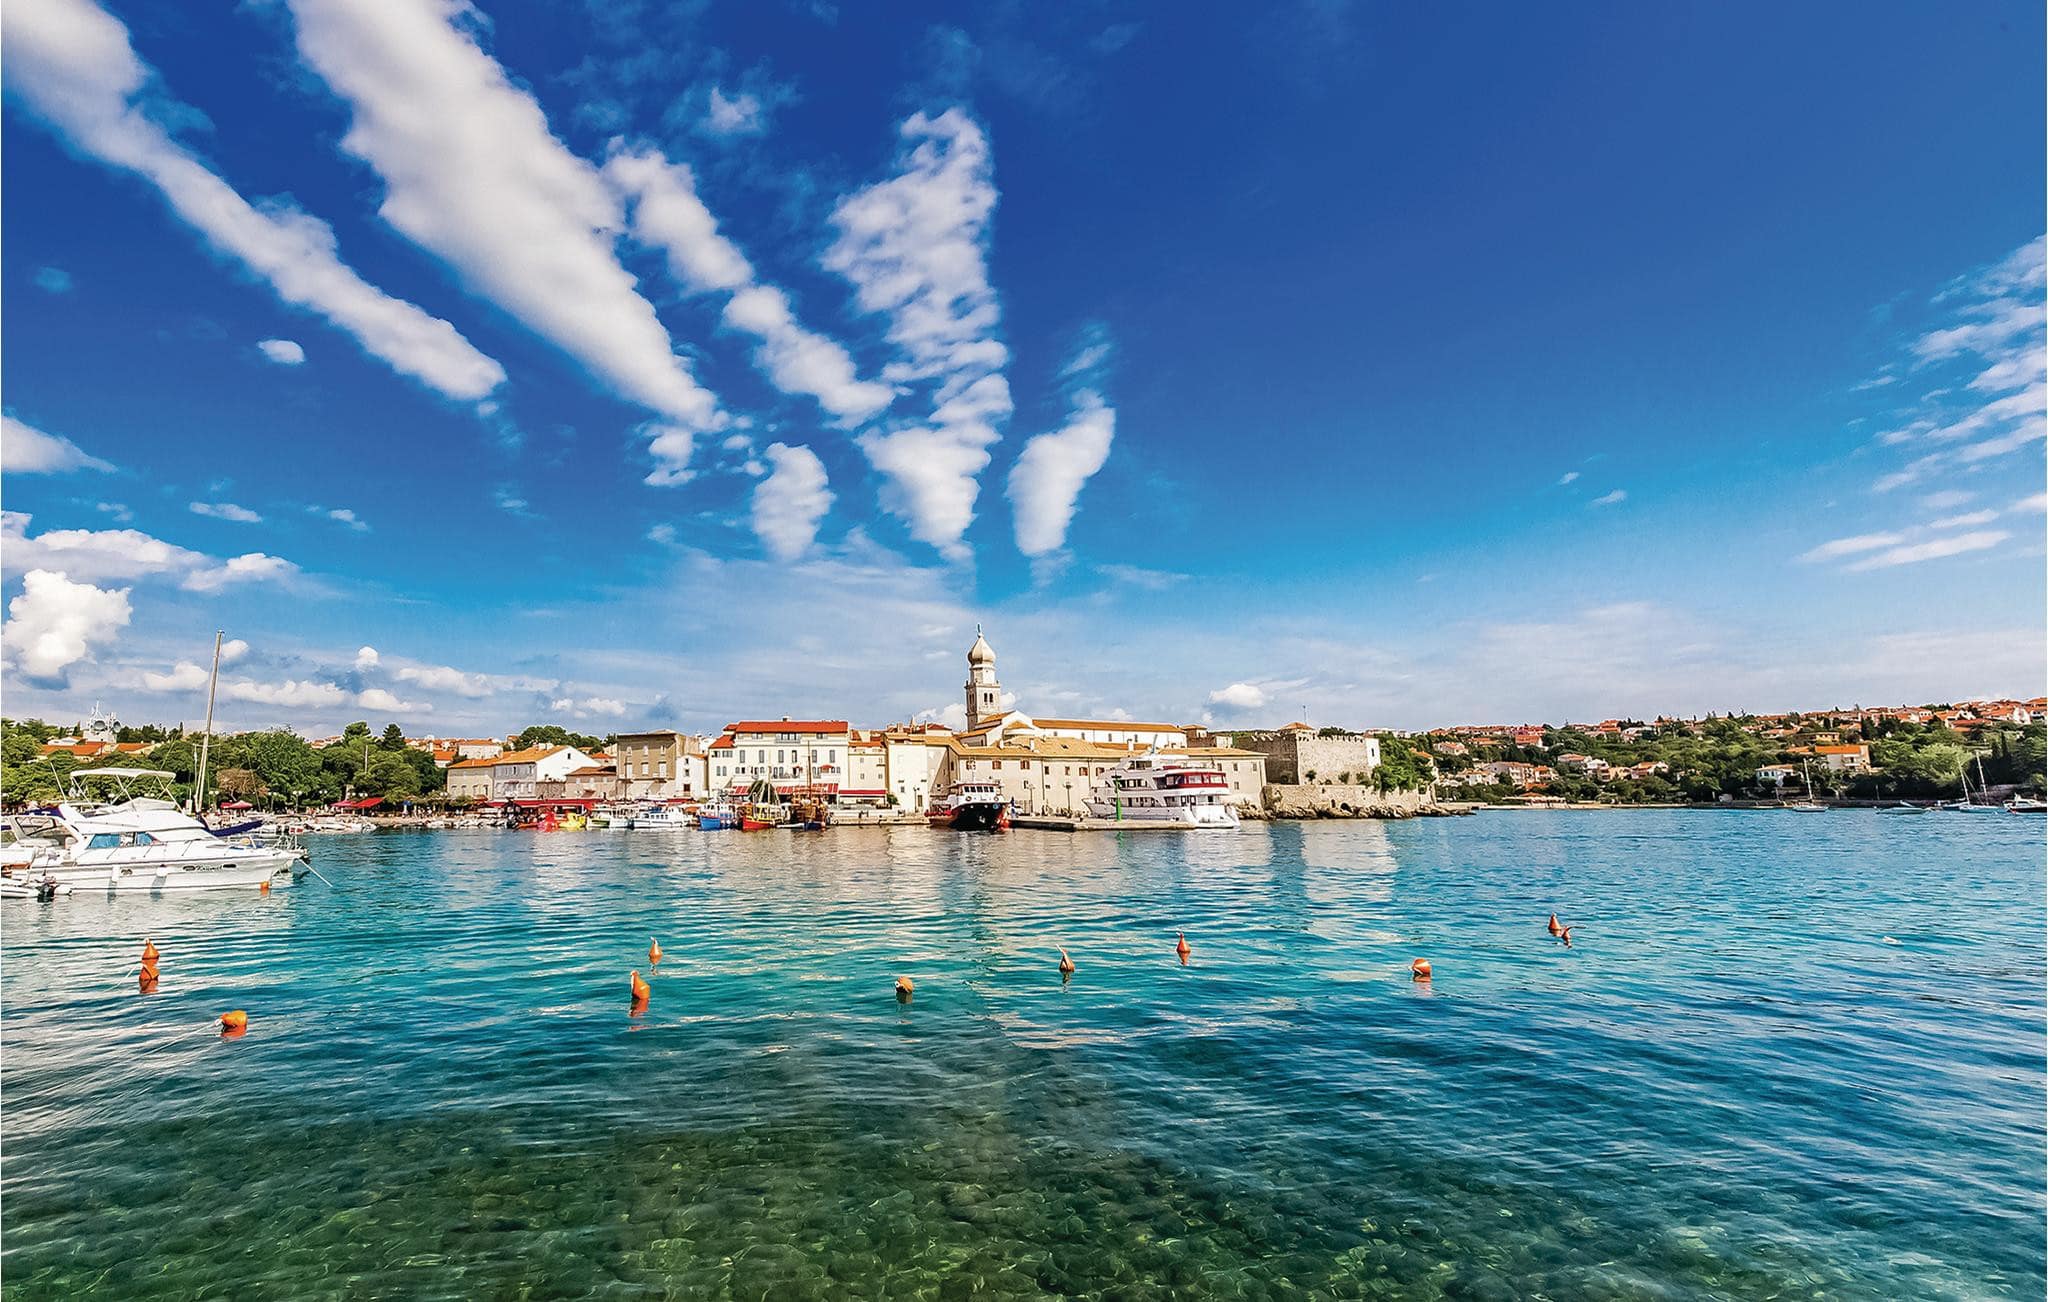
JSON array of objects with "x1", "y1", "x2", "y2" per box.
[{"x1": 926, "y1": 781, "x2": 1010, "y2": 832}]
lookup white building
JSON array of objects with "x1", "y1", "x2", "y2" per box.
[
  {"x1": 707, "y1": 719, "x2": 852, "y2": 795},
  {"x1": 444, "y1": 744, "x2": 601, "y2": 801}
]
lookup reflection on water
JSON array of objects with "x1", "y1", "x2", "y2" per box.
[{"x1": 1, "y1": 813, "x2": 2042, "y2": 1299}]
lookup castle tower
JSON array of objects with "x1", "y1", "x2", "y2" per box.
[{"x1": 965, "y1": 625, "x2": 1000, "y2": 730}]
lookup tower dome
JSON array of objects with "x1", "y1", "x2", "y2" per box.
[{"x1": 967, "y1": 625, "x2": 995, "y2": 666}]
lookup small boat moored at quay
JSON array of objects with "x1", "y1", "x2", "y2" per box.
[
  {"x1": 2005, "y1": 797, "x2": 2047, "y2": 814},
  {"x1": 1084, "y1": 752, "x2": 1241, "y2": 828}
]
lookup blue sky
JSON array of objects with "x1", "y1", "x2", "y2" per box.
[{"x1": 2, "y1": 0, "x2": 2042, "y2": 735}]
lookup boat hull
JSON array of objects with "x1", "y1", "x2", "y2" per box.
[
  {"x1": 23, "y1": 850, "x2": 301, "y2": 893},
  {"x1": 1083, "y1": 800, "x2": 1240, "y2": 828},
  {"x1": 936, "y1": 802, "x2": 1009, "y2": 832}
]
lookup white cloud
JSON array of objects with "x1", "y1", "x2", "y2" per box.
[
  {"x1": 1799, "y1": 532, "x2": 1905, "y2": 563},
  {"x1": 1844, "y1": 530, "x2": 2008, "y2": 571},
  {"x1": 190, "y1": 500, "x2": 263, "y2": 523},
  {"x1": 393, "y1": 662, "x2": 494, "y2": 697},
  {"x1": 1867, "y1": 237, "x2": 2046, "y2": 494},
  {"x1": 183, "y1": 553, "x2": 298, "y2": 593},
  {"x1": 284, "y1": 0, "x2": 719, "y2": 432},
  {"x1": 2011, "y1": 492, "x2": 2048, "y2": 514},
  {"x1": 222, "y1": 677, "x2": 347, "y2": 708},
  {"x1": 703, "y1": 86, "x2": 764, "y2": 137},
  {"x1": 326, "y1": 507, "x2": 369, "y2": 532},
  {"x1": 603, "y1": 147, "x2": 751, "y2": 294},
  {"x1": 1, "y1": 511, "x2": 299, "y2": 594},
  {"x1": 827, "y1": 109, "x2": 1008, "y2": 554},
  {"x1": 2, "y1": 569, "x2": 131, "y2": 681},
  {"x1": 219, "y1": 638, "x2": 249, "y2": 664},
  {"x1": 96, "y1": 502, "x2": 134, "y2": 523},
  {"x1": 2, "y1": 414, "x2": 114, "y2": 473},
  {"x1": 142, "y1": 660, "x2": 209, "y2": 692},
  {"x1": 751, "y1": 442, "x2": 834, "y2": 561},
  {"x1": 1588, "y1": 489, "x2": 1626, "y2": 507},
  {"x1": 606, "y1": 148, "x2": 890, "y2": 427},
  {"x1": 1207, "y1": 682, "x2": 1268, "y2": 711},
  {"x1": 642, "y1": 425, "x2": 697, "y2": 487},
  {"x1": 357, "y1": 687, "x2": 424, "y2": 713},
  {"x1": 722, "y1": 285, "x2": 893, "y2": 423},
  {"x1": 354, "y1": 646, "x2": 380, "y2": 669},
  {"x1": 1927, "y1": 510, "x2": 1998, "y2": 530},
  {"x1": 1, "y1": 0, "x2": 504, "y2": 401},
  {"x1": 1097, "y1": 563, "x2": 1186, "y2": 590},
  {"x1": 257, "y1": 338, "x2": 306, "y2": 365},
  {"x1": 34, "y1": 266, "x2": 72, "y2": 293},
  {"x1": 548, "y1": 695, "x2": 626, "y2": 719},
  {"x1": 1557, "y1": 471, "x2": 1580, "y2": 485},
  {"x1": 1921, "y1": 490, "x2": 1975, "y2": 511},
  {"x1": 1007, "y1": 392, "x2": 1114, "y2": 555}
]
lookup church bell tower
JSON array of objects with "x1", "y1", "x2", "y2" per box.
[{"x1": 965, "y1": 625, "x2": 1000, "y2": 729}]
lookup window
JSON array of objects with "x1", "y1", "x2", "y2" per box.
[{"x1": 657, "y1": 762, "x2": 668, "y2": 778}]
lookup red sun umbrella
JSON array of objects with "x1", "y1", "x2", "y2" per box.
[{"x1": 220, "y1": 801, "x2": 255, "y2": 810}]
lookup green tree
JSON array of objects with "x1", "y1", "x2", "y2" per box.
[
  {"x1": 379, "y1": 723, "x2": 407, "y2": 752},
  {"x1": 363, "y1": 752, "x2": 421, "y2": 798}
]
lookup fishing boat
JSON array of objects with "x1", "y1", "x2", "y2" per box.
[
  {"x1": 739, "y1": 779, "x2": 786, "y2": 831},
  {"x1": 926, "y1": 780, "x2": 1010, "y2": 832},
  {"x1": 694, "y1": 802, "x2": 733, "y2": 830},
  {"x1": 2005, "y1": 797, "x2": 2047, "y2": 814},
  {"x1": 1084, "y1": 752, "x2": 1241, "y2": 828},
  {"x1": 0, "y1": 769, "x2": 306, "y2": 893}
]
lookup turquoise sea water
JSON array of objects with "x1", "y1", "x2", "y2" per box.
[{"x1": 2, "y1": 811, "x2": 2042, "y2": 1299}]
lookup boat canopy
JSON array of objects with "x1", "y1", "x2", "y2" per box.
[{"x1": 70, "y1": 768, "x2": 176, "y2": 780}]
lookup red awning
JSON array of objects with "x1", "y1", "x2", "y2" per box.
[
  {"x1": 220, "y1": 801, "x2": 254, "y2": 810},
  {"x1": 331, "y1": 796, "x2": 384, "y2": 810}
]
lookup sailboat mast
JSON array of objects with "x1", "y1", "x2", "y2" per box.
[{"x1": 192, "y1": 630, "x2": 223, "y2": 815}]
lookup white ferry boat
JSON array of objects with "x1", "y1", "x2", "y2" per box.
[
  {"x1": 1085, "y1": 753, "x2": 1241, "y2": 828},
  {"x1": 1, "y1": 769, "x2": 307, "y2": 893}
]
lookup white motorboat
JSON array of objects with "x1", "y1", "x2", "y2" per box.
[
  {"x1": 631, "y1": 803, "x2": 693, "y2": 828},
  {"x1": 1084, "y1": 752, "x2": 1241, "y2": 828},
  {"x1": 1, "y1": 769, "x2": 306, "y2": 893}
]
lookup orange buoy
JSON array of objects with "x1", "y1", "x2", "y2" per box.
[
  {"x1": 140, "y1": 957, "x2": 159, "y2": 981},
  {"x1": 138, "y1": 971, "x2": 159, "y2": 993},
  {"x1": 1175, "y1": 932, "x2": 1192, "y2": 963},
  {"x1": 1058, "y1": 947, "x2": 1076, "y2": 977},
  {"x1": 649, "y1": 938, "x2": 663, "y2": 966},
  {"x1": 260, "y1": 877, "x2": 272, "y2": 895},
  {"x1": 630, "y1": 970, "x2": 652, "y2": 1002},
  {"x1": 1547, "y1": 912, "x2": 1562, "y2": 937},
  {"x1": 1559, "y1": 925, "x2": 1574, "y2": 949},
  {"x1": 219, "y1": 1010, "x2": 248, "y2": 1033},
  {"x1": 1411, "y1": 958, "x2": 1432, "y2": 982},
  {"x1": 895, "y1": 975, "x2": 914, "y2": 1001},
  {"x1": 141, "y1": 938, "x2": 161, "y2": 963}
]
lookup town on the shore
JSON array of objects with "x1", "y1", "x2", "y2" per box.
[{"x1": 6, "y1": 629, "x2": 2044, "y2": 816}]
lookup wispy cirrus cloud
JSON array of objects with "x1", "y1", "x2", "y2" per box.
[
  {"x1": 1844, "y1": 529, "x2": 2008, "y2": 571},
  {"x1": 2, "y1": 0, "x2": 504, "y2": 402},
  {"x1": 189, "y1": 500, "x2": 263, "y2": 523},
  {"x1": 1865, "y1": 236, "x2": 2045, "y2": 493}
]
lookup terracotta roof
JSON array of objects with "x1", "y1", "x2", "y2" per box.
[
  {"x1": 1815, "y1": 744, "x2": 1868, "y2": 755},
  {"x1": 1020, "y1": 717, "x2": 1185, "y2": 733},
  {"x1": 707, "y1": 735, "x2": 735, "y2": 750},
  {"x1": 565, "y1": 765, "x2": 614, "y2": 777},
  {"x1": 448, "y1": 756, "x2": 499, "y2": 769},
  {"x1": 724, "y1": 720, "x2": 850, "y2": 734}
]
